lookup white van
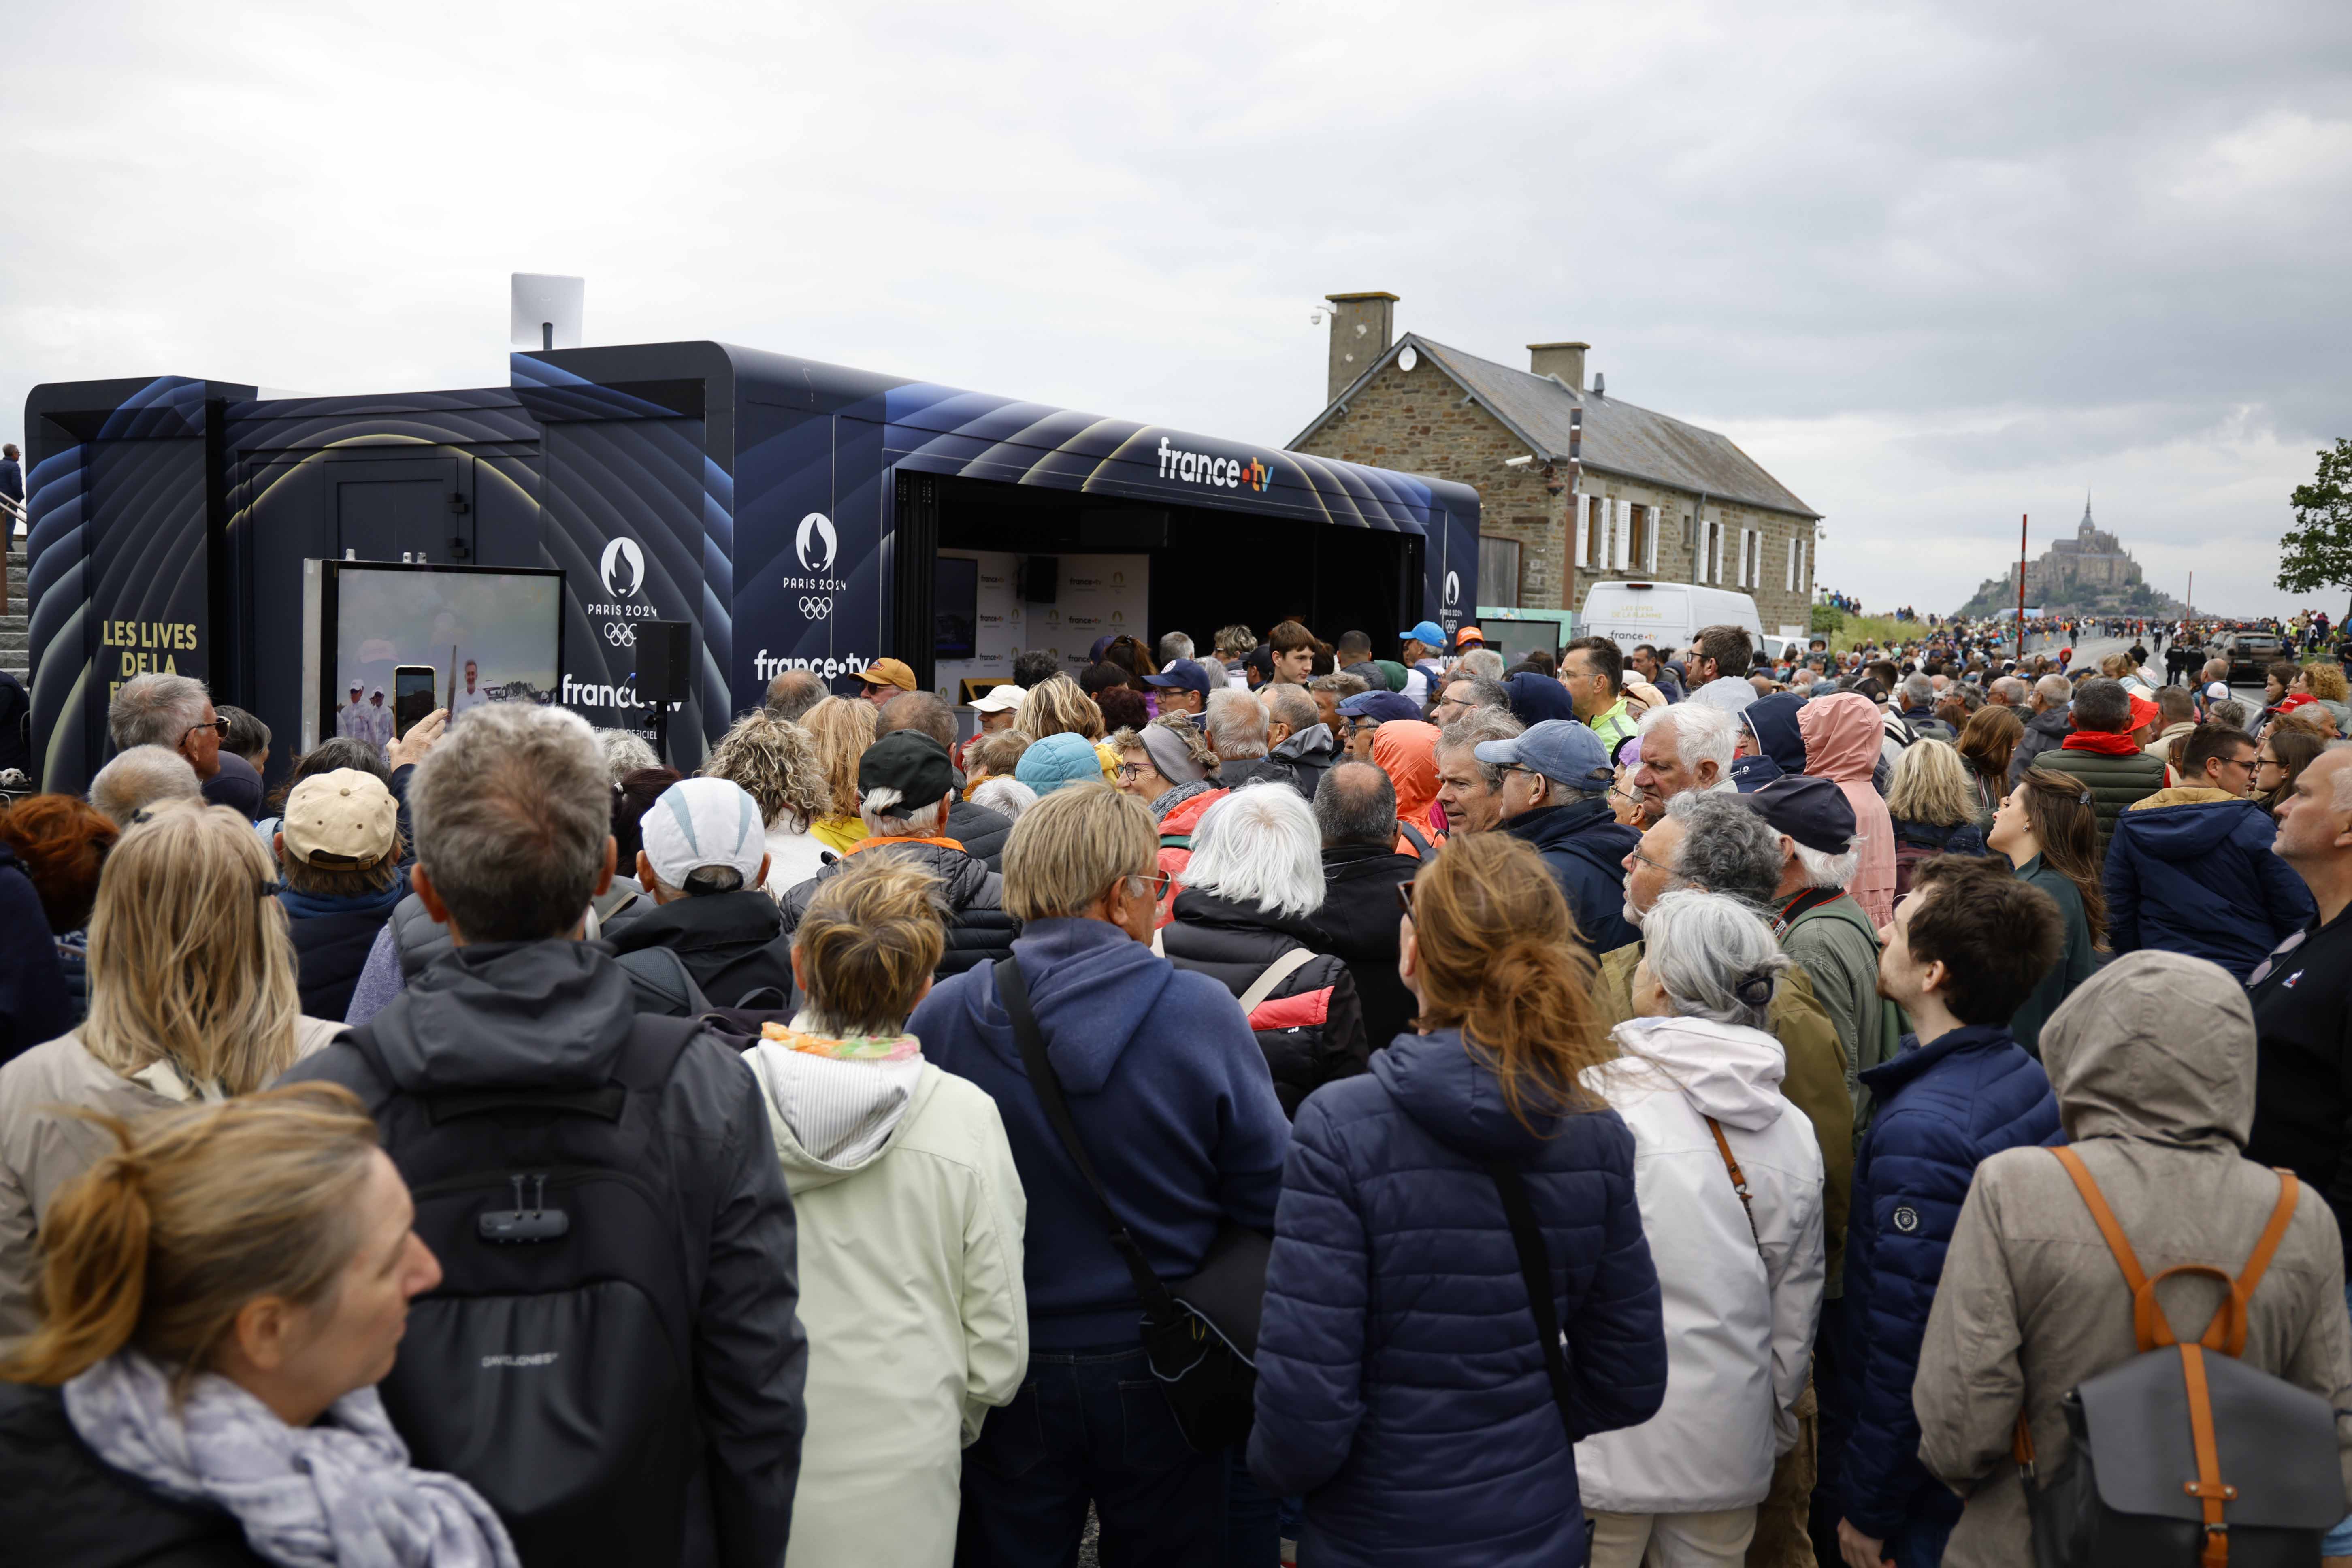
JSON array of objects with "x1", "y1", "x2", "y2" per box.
[{"x1": 1577, "y1": 581, "x2": 1767, "y2": 662}]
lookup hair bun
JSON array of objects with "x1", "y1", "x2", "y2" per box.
[{"x1": 1734, "y1": 971, "x2": 1776, "y2": 1008}]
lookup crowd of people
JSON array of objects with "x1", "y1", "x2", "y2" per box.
[{"x1": 0, "y1": 607, "x2": 2348, "y2": 1568}]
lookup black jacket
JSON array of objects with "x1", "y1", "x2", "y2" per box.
[
  {"x1": 606, "y1": 887, "x2": 798, "y2": 1010},
  {"x1": 946, "y1": 797, "x2": 1013, "y2": 872},
  {"x1": 779, "y1": 838, "x2": 1018, "y2": 977},
  {"x1": 380, "y1": 881, "x2": 704, "y2": 1017},
  {"x1": 1499, "y1": 797, "x2": 1641, "y2": 955},
  {"x1": 1220, "y1": 724, "x2": 1338, "y2": 805},
  {"x1": 0, "y1": 840, "x2": 70, "y2": 1069},
  {"x1": 1305, "y1": 843, "x2": 1420, "y2": 1052},
  {"x1": 1161, "y1": 886, "x2": 1369, "y2": 1116},
  {"x1": 279, "y1": 939, "x2": 807, "y2": 1568},
  {"x1": 0, "y1": 1381, "x2": 268, "y2": 1568}
]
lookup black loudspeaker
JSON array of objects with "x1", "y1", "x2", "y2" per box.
[
  {"x1": 1018, "y1": 555, "x2": 1059, "y2": 603},
  {"x1": 634, "y1": 621, "x2": 692, "y2": 708}
]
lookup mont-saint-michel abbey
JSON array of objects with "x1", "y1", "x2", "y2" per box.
[{"x1": 1957, "y1": 498, "x2": 2182, "y2": 616}]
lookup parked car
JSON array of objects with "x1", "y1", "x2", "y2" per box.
[{"x1": 2218, "y1": 630, "x2": 2284, "y2": 683}]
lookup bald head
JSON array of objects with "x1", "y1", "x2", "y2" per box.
[
  {"x1": 2032, "y1": 675, "x2": 2073, "y2": 712},
  {"x1": 1314, "y1": 760, "x2": 1397, "y2": 848},
  {"x1": 1990, "y1": 676, "x2": 2029, "y2": 707}
]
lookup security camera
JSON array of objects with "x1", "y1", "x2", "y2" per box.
[{"x1": 1503, "y1": 455, "x2": 1536, "y2": 468}]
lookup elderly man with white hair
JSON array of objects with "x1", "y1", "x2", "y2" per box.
[
  {"x1": 1159, "y1": 782, "x2": 1368, "y2": 1116},
  {"x1": 86, "y1": 745, "x2": 202, "y2": 827},
  {"x1": 779, "y1": 729, "x2": 1017, "y2": 977},
  {"x1": 1630, "y1": 701, "x2": 1738, "y2": 826},
  {"x1": 1742, "y1": 774, "x2": 1905, "y2": 1111},
  {"x1": 107, "y1": 671, "x2": 223, "y2": 783}
]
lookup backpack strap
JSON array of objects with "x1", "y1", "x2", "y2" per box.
[
  {"x1": 1395, "y1": 820, "x2": 1432, "y2": 858},
  {"x1": 609, "y1": 1014, "x2": 705, "y2": 1092},
  {"x1": 1485, "y1": 1162, "x2": 1579, "y2": 1449},
  {"x1": 992, "y1": 956, "x2": 1181, "y2": 1325},
  {"x1": 1236, "y1": 948, "x2": 1317, "y2": 1018}
]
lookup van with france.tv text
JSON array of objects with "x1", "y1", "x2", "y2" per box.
[{"x1": 1577, "y1": 582, "x2": 1766, "y2": 664}]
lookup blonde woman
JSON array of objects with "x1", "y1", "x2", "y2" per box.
[
  {"x1": 0, "y1": 1084, "x2": 512, "y2": 1567},
  {"x1": 801, "y1": 696, "x2": 878, "y2": 855},
  {"x1": 702, "y1": 709, "x2": 836, "y2": 897},
  {"x1": 1887, "y1": 739, "x2": 1990, "y2": 900},
  {"x1": 1017, "y1": 674, "x2": 1117, "y2": 781},
  {"x1": 0, "y1": 803, "x2": 343, "y2": 1336}
]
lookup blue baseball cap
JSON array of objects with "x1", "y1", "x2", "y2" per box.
[
  {"x1": 1472, "y1": 719, "x2": 1615, "y2": 793},
  {"x1": 1338, "y1": 690, "x2": 1423, "y2": 725},
  {"x1": 1399, "y1": 620, "x2": 1447, "y2": 648},
  {"x1": 1142, "y1": 658, "x2": 1213, "y2": 698}
]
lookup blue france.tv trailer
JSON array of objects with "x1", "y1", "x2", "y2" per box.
[{"x1": 22, "y1": 341, "x2": 1479, "y2": 793}]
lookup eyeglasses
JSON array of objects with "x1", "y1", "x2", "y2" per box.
[
  {"x1": 1127, "y1": 870, "x2": 1172, "y2": 902},
  {"x1": 186, "y1": 718, "x2": 230, "y2": 739},
  {"x1": 1625, "y1": 848, "x2": 1677, "y2": 876},
  {"x1": 1116, "y1": 762, "x2": 1153, "y2": 781},
  {"x1": 2255, "y1": 755, "x2": 2285, "y2": 770},
  {"x1": 2214, "y1": 756, "x2": 2257, "y2": 773}
]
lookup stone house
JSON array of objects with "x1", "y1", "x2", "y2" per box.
[{"x1": 1289, "y1": 291, "x2": 1822, "y2": 636}]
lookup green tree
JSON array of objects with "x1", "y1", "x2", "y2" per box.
[{"x1": 2277, "y1": 437, "x2": 2352, "y2": 612}]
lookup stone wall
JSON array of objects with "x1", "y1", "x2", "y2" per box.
[{"x1": 1293, "y1": 357, "x2": 1818, "y2": 635}]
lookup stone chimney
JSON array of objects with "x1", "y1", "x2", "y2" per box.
[
  {"x1": 1325, "y1": 292, "x2": 1398, "y2": 405},
  {"x1": 1528, "y1": 342, "x2": 1588, "y2": 391}
]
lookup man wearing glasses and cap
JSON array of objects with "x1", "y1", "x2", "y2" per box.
[{"x1": 1470, "y1": 718, "x2": 1642, "y2": 952}]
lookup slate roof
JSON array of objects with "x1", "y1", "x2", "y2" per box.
[{"x1": 1292, "y1": 332, "x2": 1820, "y2": 520}]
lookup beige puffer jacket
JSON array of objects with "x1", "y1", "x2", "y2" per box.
[{"x1": 1914, "y1": 951, "x2": 2352, "y2": 1566}]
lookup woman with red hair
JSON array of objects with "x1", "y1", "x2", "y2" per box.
[{"x1": 0, "y1": 795, "x2": 117, "y2": 1026}]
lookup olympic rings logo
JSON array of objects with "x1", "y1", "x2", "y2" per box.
[
  {"x1": 799, "y1": 596, "x2": 833, "y2": 619},
  {"x1": 604, "y1": 622, "x2": 635, "y2": 647}
]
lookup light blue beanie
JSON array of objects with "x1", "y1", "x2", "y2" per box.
[{"x1": 1015, "y1": 731, "x2": 1104, "y2": 796}]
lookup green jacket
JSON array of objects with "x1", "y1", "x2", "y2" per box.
[
  {"x1": 2007, "y1": 855, "x2": 2098, "y2": 1057},
  {"x1": 1588, "y1": 697, "x2": 1637, "y2": 758},
  {"x1": 1776, "y1": 890, "x2": 1908, "y2": 1141},
  {"x1": 1598, "y1": 939, "x2": 1854, "y2": 1293},
  {"x1": 2036, "y1": 743, "x2": 2167, "y2": 863}
]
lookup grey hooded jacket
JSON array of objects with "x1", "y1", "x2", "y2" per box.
[{"x1": 1914, "y1": 951, "x2": 2352, "y2": 1566}]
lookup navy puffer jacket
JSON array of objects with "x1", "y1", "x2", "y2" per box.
[
  {"x1": 2103, "y1": 791, "x2": 2315, "y2": 981},
  {"x1": 1834, "y1": 1024, "x2": 2061, "y2": 1538},
  {"x1": 1249, "y1": 1029, "x2": 1667, "y2": 1566}
]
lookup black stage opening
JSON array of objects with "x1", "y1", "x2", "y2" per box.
[{"x1": 901, "y1": 472, "x2": 1421, "y2": 691}]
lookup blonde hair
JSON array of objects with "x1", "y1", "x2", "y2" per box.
[
  {"x1": 84, "y1": 804, "x2": 304, "y2": 1097},
  {"x1": 793, "y1": 856, "x2": 947, "y2": 1035},
  {"x1": 1018, "y1": 675, "x2": 1104, "y2": 741},
  {"x1": 0, "y1": 1084, "x2": 380, "y2": 1395},
  {"x1": 964, "y1": 728, "x2": 1031, "y2": 783},
  {"x1": 2303, "y1": 661, "x2": 2349, "y2": 703},
  {"x1": 801, "y1": 697, "x2": 878, "y2": 818},
  {"x1": 703, "y1": 710, "x2": 833, "y2": 830},
  {"x1": 1408, "y1": 833, "x2": 1610, "y2": 1127},
  {"x1": 1002, "y1": 782, "x2": 1156, "y2": 921},
  {"x1": 1886, "y1": 738, "x2": 1978, "y2": 828}
]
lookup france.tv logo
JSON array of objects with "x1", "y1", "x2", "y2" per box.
[{"x1": 1159, "y1": 437, "x2": 1269, "y2": 493}]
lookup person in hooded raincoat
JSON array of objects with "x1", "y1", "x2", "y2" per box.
[
  {"x1": 1915, "y1": 952, "x2": 2352, "y2": 1566},
  {"x1": 1732, "y1": 691, "x2": 1809, "y2": 793},
  {"x1": 1372, "y1": 718, "x2": 1446, "y2": 857},
  {"x1": 1797, "y1": 693, "x2": 1897, "y2": 926}
]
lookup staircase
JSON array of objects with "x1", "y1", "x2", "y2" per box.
[{"x1": 4, "y1": 545, "x2": 28, "y2": 687}]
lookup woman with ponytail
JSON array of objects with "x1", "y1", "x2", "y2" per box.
[
  {"x1": 1575, "y1": 891, "x2": 1826, "y2": 1567},
  {"x1": 0, "y1": 803, "x2": 344, "y2": 1335},
  {"x1": 1248, "y1": 832, "x2": 1668, "y2": 1566},
  {"x1": 0, "y1": 1083, "x2": 515, "y2": 1567}
]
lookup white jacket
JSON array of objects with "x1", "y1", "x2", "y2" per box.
[
  {"x1": 750, "y1": 1029, "x2": 1029, "y2": 1568},
  {"x1": 1573, "y1": 1015, "x2": 1826, "y2": 1515}
]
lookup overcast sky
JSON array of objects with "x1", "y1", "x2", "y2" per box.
[{"x1": 5, "y1": 0, "x2": 2347, "y2": 616}]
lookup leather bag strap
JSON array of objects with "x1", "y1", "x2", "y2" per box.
[
  {"x1": 2177, "y1": 1344, "x2": 2239, "y2": 1568},
  {"x1": 1236, "y1": 947, "x2": 1318, "y2": 1019},
  {"x1": 993, "y1": 957, "x2": 1180, "y2": 1323},
  {"x1": 2052, "y1": 1146, "x2": 2161, "y2": 1348},
  {"x1": 1486, "y1": 1161, "x2": 1580, "y2": 1449},
  {"x1": 1703, "y1": 1116, "x2": 1764, "y2": 1255}
]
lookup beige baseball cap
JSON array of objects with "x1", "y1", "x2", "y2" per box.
[{"x1": 281, "y1": 769, "x2": 398, "y2": 867}]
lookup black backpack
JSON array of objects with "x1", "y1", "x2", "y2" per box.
[
  {"x1": 2015, "y1": 1147, "x2": 2343, "y2": 1567},
  {"x1": 337, "y1": 1017, "x2": 708, "y2": 1567}
]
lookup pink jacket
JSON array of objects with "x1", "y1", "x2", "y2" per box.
[{"x1": 1798, "y1": 694, "x2": 1896, "y2": 926}]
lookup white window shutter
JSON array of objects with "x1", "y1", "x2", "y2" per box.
[
  {"x1": 1645, "y1": 507, "x2": 1660, "y2": 572},
  {"x1": 1572, "y1": 490, "x2": 1587, "y2": 568},
  {"x1": 1785, "y1": 536, "x2": 1796, "y2": 592},
  {"x1": 1612, "y1": 500, "x2": 1630, "y2": 570},
  {"x1": 1713, "y1": 523, "x2": 1724, "y2": 584}
]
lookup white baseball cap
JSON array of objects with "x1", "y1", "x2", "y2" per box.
[
  {"x1": 639, "y1": 777, "x2": 766, "y2": 890},
  {"x1": 969, "y1": 683, "x2": 1025, "y2": 714}
]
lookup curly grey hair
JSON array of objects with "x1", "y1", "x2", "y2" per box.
[{"x1": 1662, "y1": 791, "x2": 1784, "y2": 908}]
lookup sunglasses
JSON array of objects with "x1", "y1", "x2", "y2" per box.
[
  {"x1": 1395, "y1": 881, "x2": 1416, "y2": 917},
  {"x1": 187, "y1": 718, "x2": 230, "y2": 739}
]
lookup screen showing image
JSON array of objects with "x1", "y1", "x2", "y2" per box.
[
  {"x1": 326, "y1": 565, "x2": 562, "y2": 753},
  {"x1": 935, "y1": 555, "x2": 979, "y2": 662}
]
